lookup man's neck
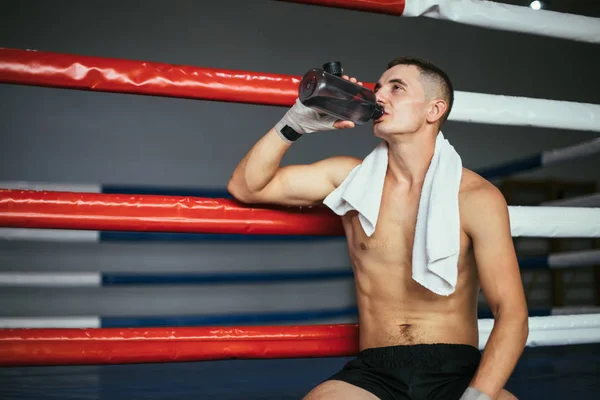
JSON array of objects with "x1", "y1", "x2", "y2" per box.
[{"x1": 385, "y1": 130, "x2": 437, "y2": 188}]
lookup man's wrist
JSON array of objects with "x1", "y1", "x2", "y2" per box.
[
  {"x1": 274, "y1": 100, "x2": 305, "y2": 144},
  {"x1": 273, "y1": 98, "x2": 336, "y2": 144},
  {"x1": 275, "y1": 123, "x2": 302, "y2": 144}
]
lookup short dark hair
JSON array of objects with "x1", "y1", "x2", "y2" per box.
[{"x1": 386, "y1": 56, "x2": 454, "y2": 126}]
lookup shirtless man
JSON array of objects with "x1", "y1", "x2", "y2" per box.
[{"x1": 227, "y1": 57, "x2": 529, "y2": 399}]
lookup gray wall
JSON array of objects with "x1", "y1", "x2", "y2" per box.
[{"x1": 1, "y1": 0, "x2": 599, "y2": 320}]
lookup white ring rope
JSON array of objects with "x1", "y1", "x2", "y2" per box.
[
  {"x1": 479, "y1": 314, "x2": 600, "y2": 348},
  {"x1": 450, "y1": 92, "x2": 600, "y2": 132},
  {"x1": 402, "y1": 0, "x2": 600, "y2": 44},
  {"x1": 0, "y1": 272, "x2": 101, "y2": 287},
  {"x1": 542, "y1": 137, "x2": 600, "y2": 164},
  {"x1": 548, "y1": 249, "x2": 600, "y2": 269},
  {"x1": 508, "y1": 206, "x2": 600, "y2": 238}
]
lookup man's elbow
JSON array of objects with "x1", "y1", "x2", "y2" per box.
[
  {"x1": 227, "y1": 177, "x2": 259, "y2": 204},
  {"x1": 494, "y1": 303, "x2": 529, "y2": 336},
  {"x1": 521, "y1": 312, "x2": 529, "y2": 341},
  {"x1": 516, "y1": 313, "x2": 529, "y2": 351},
  {"x1": 227, "y1": 178, "x2": 247, "y2": 202},
  {"x1": 502, "y1": 305, "x2": 529, "y2": 343},
  {"x1": 515, "y1": 309, "x2": 529, "y2": 341}
]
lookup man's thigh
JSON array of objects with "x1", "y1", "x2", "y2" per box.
[{"x1": 303, "y1": 380, "x2": 380, "y2": 400}]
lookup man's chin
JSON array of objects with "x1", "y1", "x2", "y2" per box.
[
  {"x1": 374, "y1": 124, "x2": 413, "y2": 138},
  {"x1": 373, "y1": 125, "x2": 391, "y2": 139}
]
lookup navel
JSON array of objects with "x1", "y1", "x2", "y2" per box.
[
  {"x1": 360, "y1": 242, "x2": 368, "y2": 251},
  {"x1": 399, "y1": 324, "x2": 414, "y2": 343}
]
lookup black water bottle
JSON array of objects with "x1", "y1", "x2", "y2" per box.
[{"x1": 298, "y1": 62, "x2": 383, "y2": 124}]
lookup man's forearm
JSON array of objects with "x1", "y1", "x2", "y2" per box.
[
  {"x1": 229, "y1": 127, "x2": 290, "y2": 195},
  {"x1": 469, "y1": 314, "x2": 528, "y2": 398}
]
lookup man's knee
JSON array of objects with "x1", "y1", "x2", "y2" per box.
[{"x1": 303, "y1": 380, "x2": 379, "y2": 400}]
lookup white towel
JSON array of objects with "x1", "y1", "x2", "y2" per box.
[{"x1": 323, "y1": 132, "x2": 463, "y2": 296}]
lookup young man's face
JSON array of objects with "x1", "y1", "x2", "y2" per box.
[{"x1": 372, "y1": 64, "x2": 430, "y2": 138}]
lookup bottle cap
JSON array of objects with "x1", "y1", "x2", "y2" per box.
[{"x1": 323, "y1": 61, "x2": 343, "y2": 77}]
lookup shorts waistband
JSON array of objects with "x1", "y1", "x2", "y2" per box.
[{"x1": 357, "y1": 343, "x2": 481, "y2": 369}]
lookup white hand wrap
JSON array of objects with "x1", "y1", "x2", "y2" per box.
[
  {"x1": 459, "y1": 387, "x2": 492, "y2": 400},
  {"x1": 274, "y1": 99, "x2": 337, "y2": 144}
]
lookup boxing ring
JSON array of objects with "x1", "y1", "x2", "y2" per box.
[{"x1": 1, "y1": 0, "x2": 600, "y2": 398}]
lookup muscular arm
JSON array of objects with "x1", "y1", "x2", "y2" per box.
[
  {"x1": 463, "y1": 183, "x2": 529, "y2": 399},
  {"x1": 227, "y1": 126, "x2": 360, "y2": 206}
]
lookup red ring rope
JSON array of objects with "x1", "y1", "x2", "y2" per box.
[
  {"x1": 0, "y1": 48, "x2": 376, "y2": 105},
  {"x1": 0, "y1": 325, "x2": 359, "y2": 366},
  {"x1": 0, "y1": 190, "x2": 344, "y2": 236},
  {"x1": 275, "y1": 0, "x2": 406, "y2": 16}
]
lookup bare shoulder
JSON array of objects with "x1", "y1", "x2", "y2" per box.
[
  {"x1": 459, "y1": 168, "x2": 509, "y2": 233},
  {"x1": 321, "y1": 155, "x2": 362, "y2": 187},
  {"x1": 460, "y1": 168, "x2": 506, "y2": 206}
]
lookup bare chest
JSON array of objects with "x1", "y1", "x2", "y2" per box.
[
  {"x1": 344, "y1": 186, "x2": 420, "y2": 265},
  {"x1": 342, "y1": 183, "x2": 473, "y2": 283}
]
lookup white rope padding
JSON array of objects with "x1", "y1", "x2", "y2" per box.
[
  {"x1": 549, "y1": 249, "x2": 600, "y2": 269},
  {"x1": 0, "y1": 181, "x2": 100, "y2": 193},
  {"x1": 0, "y1": 317, "x2": 101, "y2": 329},
  {"x1": 0, "y1": 272, "x2": 101, "y2": 287},
  {"x1": 542, "y1": 137, "x2": 600, "y2": 164},
  {"x1": 0, "y1": 228, "x2": 99, "y2": 242},
  {"x1": 508, "y1": 206, "x2": 600, "y2": 237},
  {"x1": 478, "y1": 314, "x2": 600, "y2": 348},
  {"x1": 450, "y1": 92, "x2": 600, "y2": 132},
  {"x1": 403, "y1": 0, "x2": 600, "y2": 44}
]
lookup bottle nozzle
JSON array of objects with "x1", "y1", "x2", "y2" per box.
[{"x1": 372, "y1": 104, "x2": 384, "y2": 121}]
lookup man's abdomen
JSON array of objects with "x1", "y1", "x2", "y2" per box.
[
  {"x1": 357, "y1": 308, "x2": 479, "y2": 350},
  {"x1": 352, "y1": 266, "x2": 479, "y2": 350}
]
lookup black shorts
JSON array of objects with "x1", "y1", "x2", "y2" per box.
[{"x1": 327, "y1": 343, "x2": 481, "y2": 400}]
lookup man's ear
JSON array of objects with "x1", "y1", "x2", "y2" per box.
[{"x1": 426, "y1": 99, "x2": 448, "y2": 124}]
